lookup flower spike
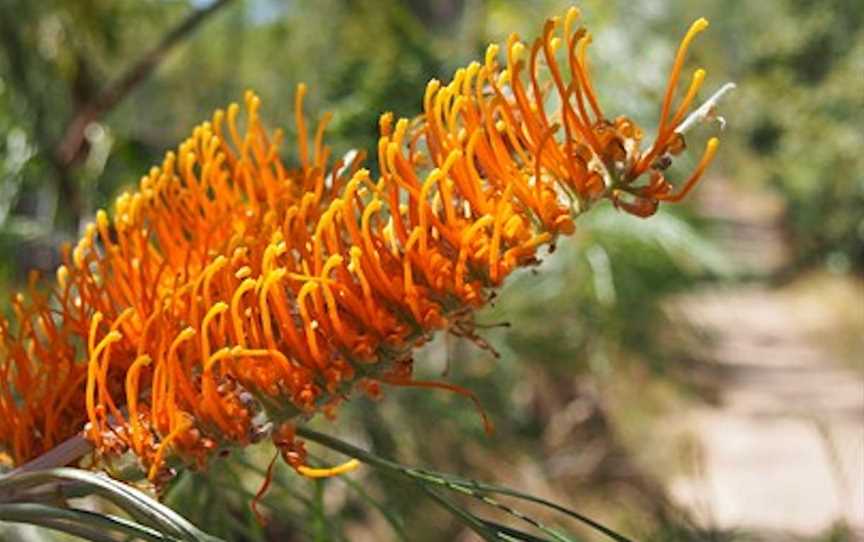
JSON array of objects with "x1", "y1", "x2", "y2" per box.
[{"x1": 0, "y1": 7, "x2": 729, "y2": 485}]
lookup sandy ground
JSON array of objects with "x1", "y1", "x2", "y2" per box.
[
  {"x1": 671, "y1": 283, "x2": 863, "y2": 537},
  {"x1": 668, "y1": 180, "x2": 864, "y2": 539}
]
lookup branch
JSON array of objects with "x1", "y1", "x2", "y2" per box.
[{"x1": 55, "y1": 0, "x2": 236, "y2": 166}]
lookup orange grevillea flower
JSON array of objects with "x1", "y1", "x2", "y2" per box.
[{"x1": 0, "y1": 8, "x2": 721, "y2": 480}]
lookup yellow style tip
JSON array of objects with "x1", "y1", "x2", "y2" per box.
[
  {"x1": 96, "y1": 209, "x2": 109, "y2": 229},
  {"x1": 510, "y1": 41, "x2": 526, "y2": 62},
  {"x1": 707, "y1": 137, "x2": 720, "y2": 153},
  {"x1": 56, "y1": 265, "x2": 69, "y2": 290},
  {"x1": 565, "y1": 6, "x2": 581, "y2": 26},
  {"x1": 133, "y1": 354, "x2": 153, "y2": 367},
  {"x1": 485, "y1": 43, "x2": 499, "y2": 66},
  {"x1": 297, "y1": 458, "x2": 360, "y2": 479}
]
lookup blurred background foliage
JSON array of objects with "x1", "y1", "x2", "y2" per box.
[{"x1": 0, "y1": 0, "x2": 861, "y2": 541}]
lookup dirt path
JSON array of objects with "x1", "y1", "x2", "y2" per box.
[{"x1": 667, "y1": 180, "x2": 864, "y2": 539}]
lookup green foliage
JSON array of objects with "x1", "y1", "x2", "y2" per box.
[
  {"x1": 497, "y1": 207, "x2": 729, "y2": 374},
  {"x1": 0, "y1": 467, "x2": 222, "y2": 541},
  {"x1": 698, "y1": 0, "x2": 864, "y2": 269}
]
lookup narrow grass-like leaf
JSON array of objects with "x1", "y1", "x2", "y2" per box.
[
  {"x1": 0, "y1": 502, "x2": 180, "y2": 542},
  {"x1": 336, "y1": 469, "x2": 410, "y2": 542},
  {"x1": 295, "y1": 426, "x2": 634, "y2": 542},
  {"x1": 479, "y1": 518, "x2": 563, "y2": 542},
  {"x1": 0, "y1": 468, "x2": 221, "y2": 541},
  {"x1": 14, "y1": 518, "x2": 120, "y2": 542},
  {"x1": 417, "y1": 484, "x2": 499, "y2": 541}
]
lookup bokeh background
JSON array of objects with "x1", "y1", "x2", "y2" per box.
[{"x1": 0, "y1": 0, "x2": 862, "y2": 540}]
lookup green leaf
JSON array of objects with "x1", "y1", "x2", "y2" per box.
[
  {"x1": 0, "y1": 502, "x2": 180, "y2": 542},
  {"x1": 0, "y1": 468, "x2": 222, "y2": 541}
]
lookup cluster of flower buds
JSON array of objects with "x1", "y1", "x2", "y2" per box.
[{"x1": 0, "y1": 8, "x2": 720, "y2": 482}]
